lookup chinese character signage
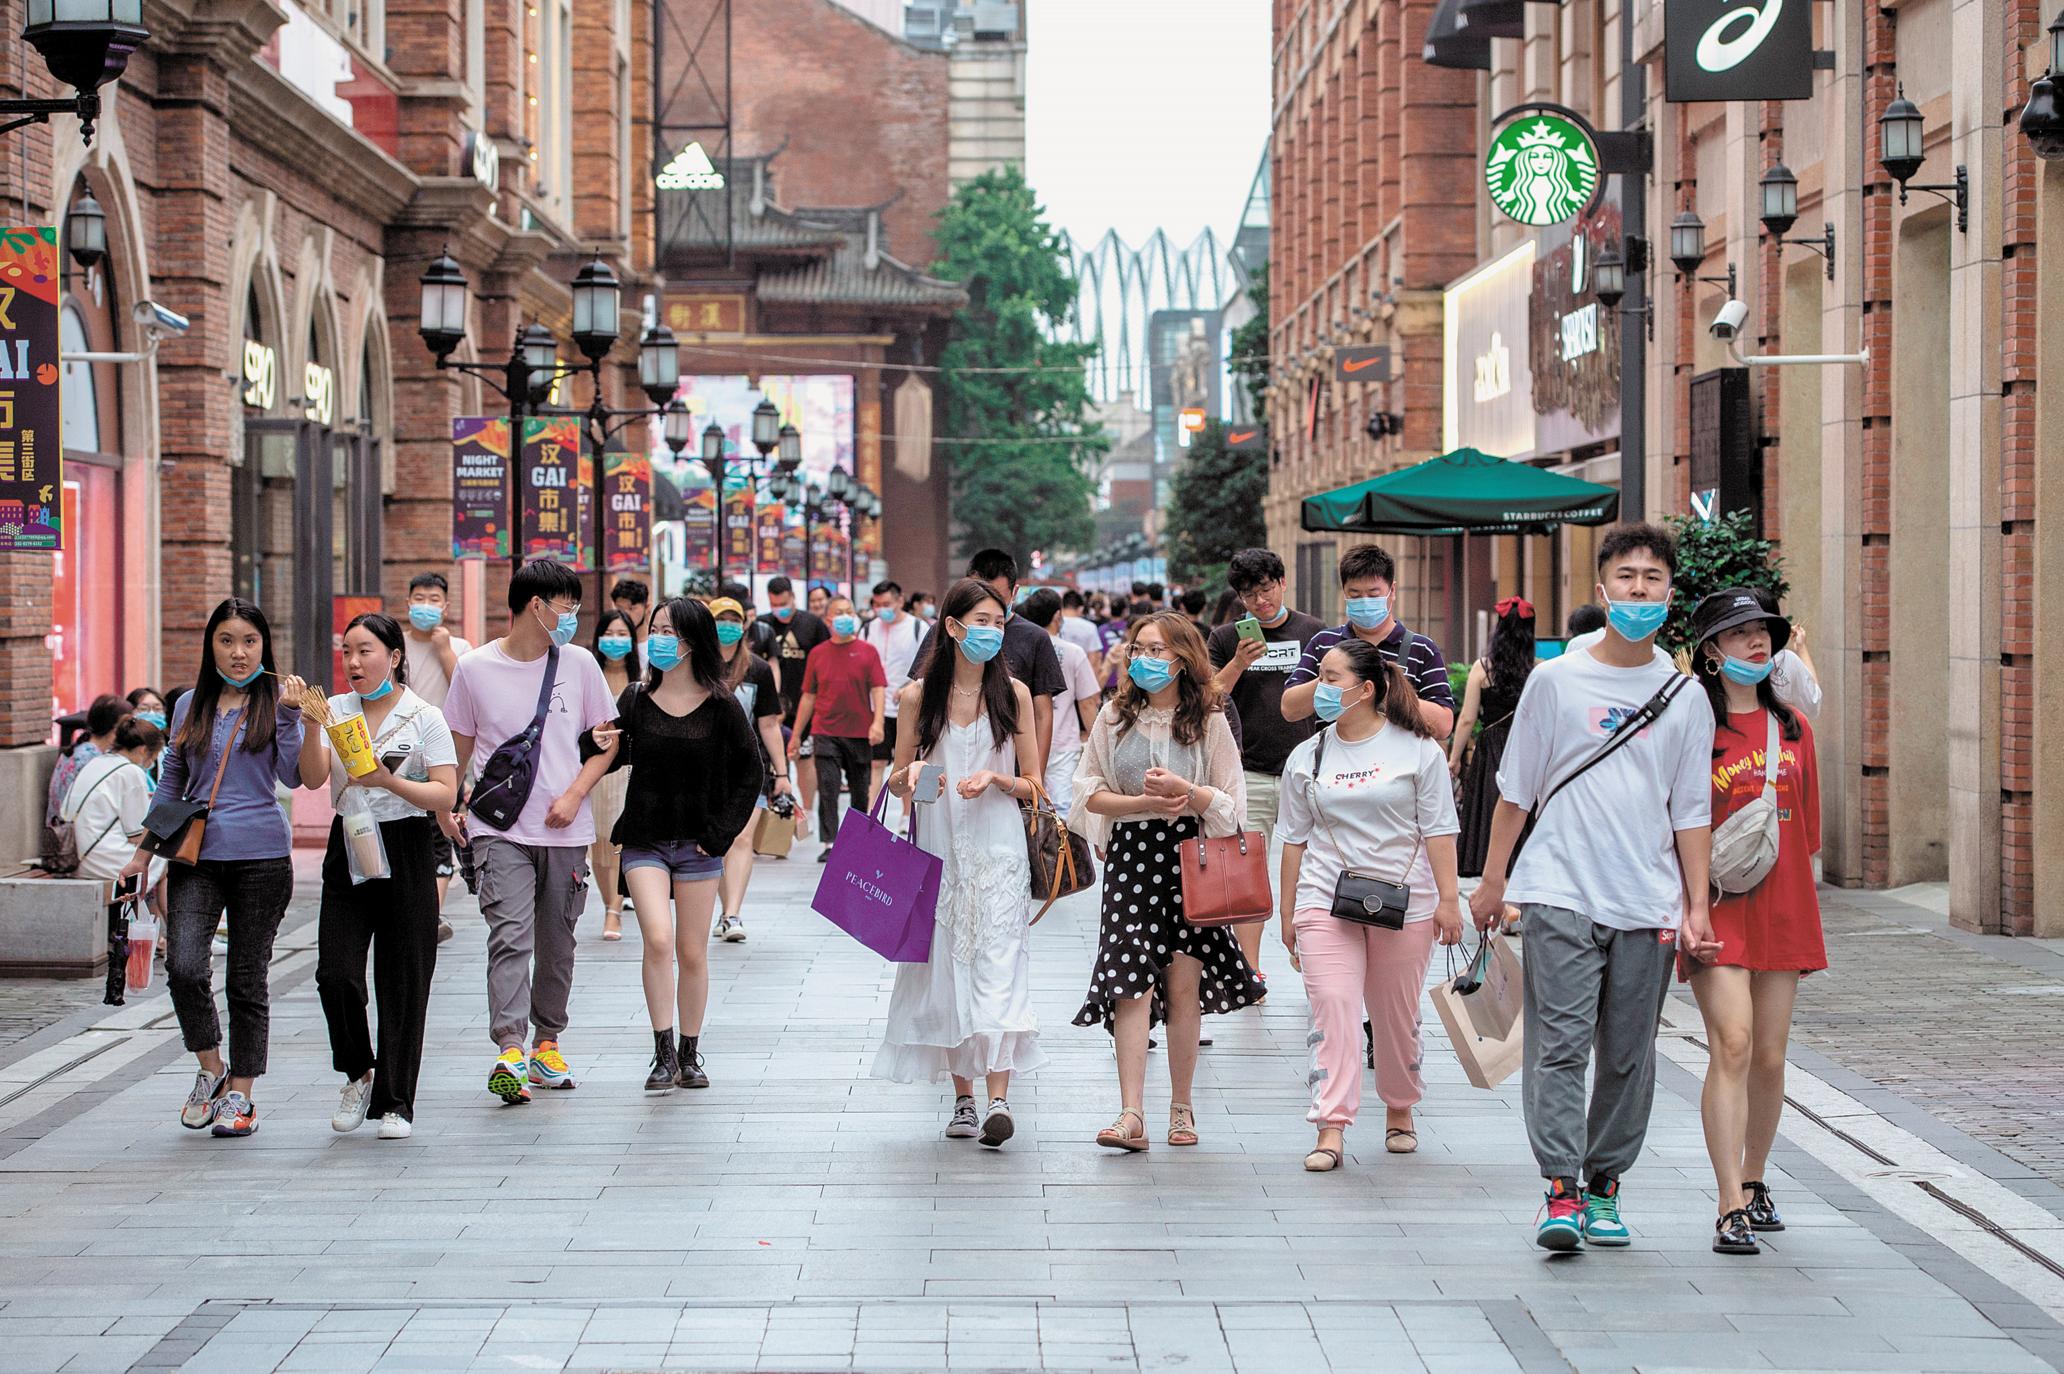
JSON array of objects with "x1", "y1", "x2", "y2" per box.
[
  {"x1": 664, "y1": 294, "x2": 747, "y2": 335},
  {"x1": 451, "y1": 417, "x2": 510, "y2": 559},
  {"x1": 755, "y1": 502, "x2": 785, "y2": 574},
  {"x1": 576, "y1": 451, "x2": 595, "y2": 572},
  {"x1": 0, "y1": 227, "x2": 62, "y2": 551},
  {"x1": 809, "y1": 522, "x2": 841, "y2": 583},
  {"x1": 520, "y1": 416, "x2": 581, "y2": 563},
  {"x1": 724, "y1": 481, "x2": 754, "y2": 573},
  {"x1": 683, "y1": 472, "x2": 717, "y2": 570},
  {"x1": 780, "y1": 525, "x2": 807, "y2": 577},
  {"x1": 1664, "y1": 0, "x2": 1813, "y2": 103},
  {"x1": 1484, "y1": 115, "x2": 1600, "y2": 228},
  {"x1": 603, "y1": 451, "x2": 650, "y2": 571}
]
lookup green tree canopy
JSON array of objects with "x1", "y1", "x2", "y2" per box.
[
  {"x1": 1227, "y1": 262, "x2": 1269, "y2": 422},
  {"x1": 1163, "y1": 419, "x2": 1269, "y2": 589},
  {"x1": 1659, "y1": 510, "x2": 1788, "y2": 655},
  {"x1": 931, "y1": 166, "x2": 1104, "y2": 569}
]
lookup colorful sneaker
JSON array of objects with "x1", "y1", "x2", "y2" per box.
[
  {"x1": 945, "y1": 1096, "x2": 979, "y2": 1139},
  {"x1": 1743, "y1": 1180, "x2": 1785, "y2": 1231},
  {"x1": 488, "y1": 1047, "x2": 530, "y2": 1104},
  {"x1": 376, "y1": 1113, "x2": 413, "y2": 1140},
  {"x1": 1581, "y1": 1177, "x2": 1631, "y2": 1247},
  {"x1": 210, "y1": 1091, "x2": 258, "y2": 1137},
  {"x1": 180, "y1": 1069, "x2": 226, "y2": 1130},
  {"x1": 1536, "y1": 1179, "x2": 1584, "y2": 1252},
  {"x1": 331, "y1": 1072, "x2": 373, "y2": 1133},
  {"x1": 528, "y1": 1040, "x2": 577, "y2": 1090}
]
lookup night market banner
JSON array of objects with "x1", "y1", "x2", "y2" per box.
[
  {"x1": 755, "y1": 501, "x2": 785, "y2": 574},
  {"x1": 724, "y1": 481, "x2": 754, "y2": 574},
  {"x1": 0, "y1": 227, "x2": 61, "y2": 551},
  {"x1": 683, "y1": 476, "x2": 717, "y2": 570},
  {"x1": 520, "y1": 416, "x2": 581, "y2": 563},
  {"x1": 603, "y1": 450, "x2": 650, "y2": 571},
  {"x1": 451, "y1": 416, "x2": 511, "y2": 559}
]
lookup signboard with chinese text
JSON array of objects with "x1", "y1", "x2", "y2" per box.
[
  {"x1": 756, "y1": 502, "x2": 785, "y2": 574},
  {"x1": 682, "y1": 470, "x2": 717, "y2": 570},
  {"x1": 780, "y1": 525, "x2": 807, "y2": 578},
  {"x1": 664, "y1": 294, "x2": 747, "y2": 335},
  {"x1": 603, "y1": 451, "x2": 651, "y2": 571},
  {"x1": 0, "y1": 227, "x2": 62, "y2": 550},
  {"x1": 520, "y1": 416, "x2": 580, "y2": 562},
  {"x1": 724, "y1": 481, "x2": 754, "y2": 573},
  {"x1": 451, "y1": 417, "x2": 511, "y2": 559}
]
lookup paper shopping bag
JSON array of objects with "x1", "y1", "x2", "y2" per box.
[
  {"x1": 1430, "y1": 933, "x2": 1525, "y2": 1089},
  {"x1": 810, "y1": 785, "x2": 940, "y2": 963},
  {"x1": 753, "y1": 800, "x2": 796, "y2": 858}
]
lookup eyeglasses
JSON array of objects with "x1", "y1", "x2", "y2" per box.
[{"x1": 1127, "y1": 644, "x2": 1174, "y2": 662}]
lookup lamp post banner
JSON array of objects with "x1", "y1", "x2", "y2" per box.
[
  {"x1": 603, "y1": 450, "x2": 650, "y2": 571},
  {"x1": 683, "y1": 473, "x2": 717, "y2": 571},
  {"x1": 0, "y1": 227, "x2": 62, "y2": 551},
  {"x1": 520, "y1": 416, "x2": 582, "y2": 563},
  {"x1": 451, "y1": 417, "x2": 511, "y2": 559},
  {"x1": 577, "y1": 450, "x2": 594, "y2": 573},
  {"x1": 781, "y1": 525, "x2": 808, "y2": 578},
  {"x1": 725, "y1": 480, "x2": 755, "y2": 574},
  {"x1": 756, "y1": 501, "x2": 785, "y2": 574}
]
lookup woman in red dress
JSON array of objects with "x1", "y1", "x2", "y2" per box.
[{"x1": 1684, "y1": 589, "x2": 1827, "y2": 1259}]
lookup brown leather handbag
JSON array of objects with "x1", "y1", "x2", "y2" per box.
[
  {"x1": 1177, "y1": 829, "x2": 1272, "y2": 927},
  {"x1": 1022, "y1": 780, "x2": 1095, "y2": 924}
]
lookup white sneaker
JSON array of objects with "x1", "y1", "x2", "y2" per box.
[
  {"x1": 331, "y1": 1073, "x2": 373, "y2": 1133},
  {"x1": 722, "y1": 913, "x2": 746, "y2": 943},
  {"x1": 980, "y1": 1097, "x2": 1015, "y2": 1149},
  {"x1": 945, "y1": 1095, "x2": 979, "y2": 1139},
  {"x1": 712, "y1": 914, "x2": 732, "y2": 941},
  {"x1": 376, "y1": 1113, "x2": 412, "y2": 1140}
]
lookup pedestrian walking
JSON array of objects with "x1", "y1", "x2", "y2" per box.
[
  {"x1": 1449, "y1": 596, "x2": 1537, "y2": 877},
  {"x1": 122, "y1": 598, "x2": 307, "y2": 1138},
  {"x1": 875, "y1": 578, "x2": 1045, "y2": 1143},
  {"x1": 1073, "y1": 612, "x2": 1263, "y2": 1152},
  {"x1": 1016, "y1": 589, "x2": 1100, "y2": 820},
  {"x1": 296, "y1": 613, "x2": 459, "y2": 1140},
  {"x1": 864, "y1": 579, "x2": 921, "y2": 802},
  {"x1": 590, "y1": 607, "x2": 640, "y2": 941},
  {"x1": 1684, "y1": 589, "x2": 1826, "y2": 1256},
  {"x1": 1275, "y1": 639, "x2": 1462, "y2": 1171},
  {"x1": 765, "y1": 575, "x2": 829, "y2": 838},
  {"x1": 440, "y1": 559, "x2": 619, "y2": 1104},
  {"x1": 402, "y1": 571, "x2": 473, "y2": 934},
  {"x1": 913, "y1": 550, "x2": 1069, "y2": 773},
  {"x1": 1057, "y1": 589, "x2": 1106, "y2": 672},
  {"x1": 788, "y1": 595, "x2": 887, "y2": 855},
  {"x1": 600, "y1": 597, "x2": 762, "y2": 1092},
  {"x1": 1468, "y1": 524, "x2": 1718, "y2": 1252},
  {"x1": 711, "y1": 596, "x2": 790, "y2": 942},
  {"x1": 1283, "y1": 544, "x2": 1456, "y2": 737}
]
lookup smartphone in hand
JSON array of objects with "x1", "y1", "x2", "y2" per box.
[
  {"x1": 914, "y1": 763, "x2": 945, "y2": 802},
  {"x1": 1234, "y1": 616, "x2": 1265, "y2": 643}
]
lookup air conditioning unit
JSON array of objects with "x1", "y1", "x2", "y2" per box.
[
  {"x1": 904, "y1": 3, "x2": 947, "y2": 43},
  {"x1": 970, "y1": 1, "x2": 1018, "y2": 38}
]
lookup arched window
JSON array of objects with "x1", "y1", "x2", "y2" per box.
[{"x1": 59, "y1": 304, "x2": 101, "y2": 454}]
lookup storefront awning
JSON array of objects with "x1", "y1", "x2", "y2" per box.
[
  {"x1": 1421, "y1": 0, "x2": 1491, "y2": 71},
  {"x1": 1300, "y1": 446, "x2": 1619, "y2": 536},
  {"x1": 1457, "y1": 0, "x2": 1526, "y2": 39}
]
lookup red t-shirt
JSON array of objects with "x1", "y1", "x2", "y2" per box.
[
  {"x1": 1696, "y1": 708, "x2": 1828, "y2": 975},
  {"x1": 800, "y1": 639, "x2": 887, "y2": 739}
]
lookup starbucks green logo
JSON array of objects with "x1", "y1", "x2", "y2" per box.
[{"x1": 1485, "y1": 116, "x2": 1600, "y2": 227}]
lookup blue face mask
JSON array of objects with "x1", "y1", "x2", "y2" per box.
[
  {"x1": 1719, "y1": 654, "x2": 1773, "y2": 685},
  {"x1": 218, "y1": 664, "x2": 264, "y2": 690},
  {"x1": 833, "y1": 614, "x2": 860, "y2": 638},
  {"x1": 359, "y1": 673, "x2": 396, "y2": 702},
  {"x1": 1313, "y1": 682, "x2": 1365, "y2": 722},
  {"x1": 771, "y1": 605, "x2": 794, "y2": 622},
  {"x1": 1604, "y1": 596, "x2": 1670, "y2": 642},
  {"x1": 137, "y1": 710, "x2": 167, "y2": 730},
  {"x1": 645, "y1": 635, "x2": 683, "y2": 672},
  {"x1": 957, "y1": 624, "x2": 1005, "y2": 663},
  {"x1": 877, "y1": 606, "x2": 899, "y2": 625},
  {"x1": 715, "y1": 622, "x2": 745, "y2": 647},
  {"x1": 1345, "y1": 595, "x2": 1390, "y2": 630},
  {"x1": 1128, "y1": 656, "x2": 1176, "y2": 693},
  {"x1": 408, "y1": 604, "x2": 443, "y2": 631},
  {"x1": 597, "y1": 635, "x2": 634, "y2": 661},
  {"x1": 535, "y1": 603, "x2": 579, "y2": 648}
]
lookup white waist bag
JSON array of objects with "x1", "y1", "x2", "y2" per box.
[{"x1": 1710, "y1": 711, "x2": 1782, "y2": 894}]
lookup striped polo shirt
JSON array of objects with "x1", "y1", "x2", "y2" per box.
[{"x1": 1286, "y1": 618, "x2": 1456, "y2": 711}]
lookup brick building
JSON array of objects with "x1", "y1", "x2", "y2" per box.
[{"x1": 1269, "y1": 0, "x2": 2064, "y2": 936}]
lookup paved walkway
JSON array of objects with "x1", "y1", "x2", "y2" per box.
[{"x1": 1, "y1": 832, "x2": 2063, "y2": 1373}]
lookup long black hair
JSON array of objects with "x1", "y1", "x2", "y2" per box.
[
  {"x1": 644, "y1": 595, "x2": 729, "y2": 696},
  {"x1": 1694, "y1": 636, "x2": 1802, "y2": 742},
  {"x1": 1485, "y1": 600, "x2": 1537, "y2": 704},
  {"x1": 176, "y1": 597, "x2": 284, "y2": 758},
  {"x1": 344, "y1": 612, "x2": 409, "y2": 688},
  {"x1": 1331, "y1": 638, "x2": 1435, "y2": 740},
  {"x1": 913, "y1": 578, "x2": 1019, "y2": 756},
  {"x1": 592, "y1": 607, "x2": 636, "y2": 673}
]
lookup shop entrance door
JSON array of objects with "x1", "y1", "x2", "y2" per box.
[{"x1": 235, "y1": 418, "x2": 334, "y2": 685}]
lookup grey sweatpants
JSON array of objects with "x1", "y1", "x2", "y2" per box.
[
  {"x1": 1519, "y1": 903, "x2": 1676, "y2": 1186},
  {"x1": 472, "y1": 834, "x2": 590, "y2": 1050}
]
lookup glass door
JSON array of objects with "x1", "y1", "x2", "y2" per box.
[{"x1": 239, "y1": 418, "x2": 333, "y2": 684}]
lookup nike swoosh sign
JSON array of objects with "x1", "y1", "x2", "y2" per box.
[
  {"x1": 1342, "y1": 357, "x2": 1384, "y2": 374},
  {"x1": 1332, "y1": 345, "x2": 1391, "y2": 382}
]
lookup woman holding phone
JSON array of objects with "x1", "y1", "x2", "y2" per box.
[
  {"x1": 877, "y1": 578, "x2": 1043, "y2": 1146},
  {"x1": 590, "y1": 608, "x2": 639, "y2": 940}
]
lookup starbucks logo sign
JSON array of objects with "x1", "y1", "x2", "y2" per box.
[{"x1": 1485, "y1": 116, "x2": 1600, "y2": 227}]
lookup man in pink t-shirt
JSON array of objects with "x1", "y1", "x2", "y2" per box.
[{"x1": 442, "y1": 560, "x2": 618, "y2": 1103}]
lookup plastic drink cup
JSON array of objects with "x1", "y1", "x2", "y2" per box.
[
  {"x1": 328, "y1": 711, "x2": 376, "y2": 778},
  {"x1": 125, "y1": 917, "x2": 159, "y2": 991}
]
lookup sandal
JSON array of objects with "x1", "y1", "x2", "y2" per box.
[
  {"x1": 1304, "y1": 1146, "x2": 1343, "y2": 1172},
  {"x1": 1168, "y1": 1103, "x2": 1199, "y2": 1147},
  {"x1": 1384, "y1": 1127, "x2": 1418, "y2": 1154},
  {"x1": 601, "y1": 910, "x2": 623, "y2": 942},
  {"x1": 1096, "y1": 1108, "x2": 1148, "y2": 1152},
  {"x1": 1713, "y1": 1207, "x2": 1760, "y2": 1255}
]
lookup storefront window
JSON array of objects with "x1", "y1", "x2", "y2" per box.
[{"x1": 52, "y1": 207, "x2": 125, "y2": 716}]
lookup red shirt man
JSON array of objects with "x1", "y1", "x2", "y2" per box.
[{"x1": 788, "y1": 598, "x2": 888, "y2": 847}]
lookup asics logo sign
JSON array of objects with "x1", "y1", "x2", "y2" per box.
[
  {"x1": 1663, "y1": 0, "x2": 1812, "y2": 103},
  {"x1": 1696, "y1": 0, "x2": 1784, "y2": 72}
]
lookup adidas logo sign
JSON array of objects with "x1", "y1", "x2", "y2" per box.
[{"x1": 655, "y1": 142, "x2": 726, "y2": 191}]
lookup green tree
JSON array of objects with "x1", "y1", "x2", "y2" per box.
[
  {"x1": 1659, "y1": 510, "x2": 1788, "y2": 655},
  {"x1": 931, "y1": 166, "x2": 1104, "y2": 568},
  {"x1": 1163, "y1": 419, "x2": 1269, "y2": 588},
  {"x1": 1227, "y1": 262, "x2": 1270, "y2": 421}
]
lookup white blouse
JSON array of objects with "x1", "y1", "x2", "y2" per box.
[{"x1": 1069, "y1": 701, "x2": 1246, "y2": 852}]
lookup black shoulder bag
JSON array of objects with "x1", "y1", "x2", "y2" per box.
[
  {"x1": 1512, "y1": 673, "x2": 1692, "y2": 861},
  {"x1": 1305, "y1": 727, "x2": 1415, "y2": 930},
  {"x1": 469, "y1": 645, "x2": 560, "y2": 832}
]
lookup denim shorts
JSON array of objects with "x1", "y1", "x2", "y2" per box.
[{"x1": 619, "y1": 839, "x2": 725, "y2": 882}]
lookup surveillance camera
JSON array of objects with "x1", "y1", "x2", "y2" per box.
[
  {"x1": 133, "y1": 300, "x2": 190, "y2": 338},
  {"x1": 1709, "y1": 299, "x2": 1749, "y2": 343}
]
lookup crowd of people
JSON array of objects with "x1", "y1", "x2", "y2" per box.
[{"x1": 47, "y1": 521, "x2": 1827, "y2": 1259}]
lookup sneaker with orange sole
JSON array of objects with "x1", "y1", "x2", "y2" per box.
[{"x1": 528, "y1": 1040, "x2": 576, "y2": 1090}]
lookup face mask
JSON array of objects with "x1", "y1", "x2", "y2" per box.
[
  {"x1": 597, "y1": 635, "x2": 634, "y2": 661},
  {"x1": 408, "y1": 604, "x2": 443, "y2": 631},
  {"x1": 1604, "y1": 596, "x2": 1670, "y2": 642},
  {"x1": 535, "y1": 603, "x2": 579, "y2": 647},
  {"x1": 1345, "y1": 596, "x2": 1390, "y2": 630},
  {"x1": 1259, "y1": 604, "x2": 1289, "y2": 627},
  {"x1": 715, "y1": 622, "x2": 744, "y2": 647},
  {"x1": 137, "y1": 710, "x2": 167, "y2": 730},
  {"x1": 359, "y1": 674, "x2": 396, "y2": 702},
  {"x1": 771, "y1": 605, "x2": 794, "y2": 622},
  {"x1": 832, "y1": 614, "x2": 860, "y2": 638},
  {"x1": 1719, "y1": 654, "x2": 1773, "y2": 686},
  {"x1": 218, "y1": 664, "x2": 263, "y2": 690},
  {"x1": 957, "y1": 625, "x2": 1005, "y2": 663},
  {"x1": 1313, "y1": 682, "x2": 1364, "y2": 722},
  {"x1": 1128, "y1": 656, "x2": 1176, "y2": 693},
  {"x1": 877, "y1": 606, "x2": 899, "y2": 625},
  {"x1": 645, "y1": 635, "x2": 683, "y2": 671}
]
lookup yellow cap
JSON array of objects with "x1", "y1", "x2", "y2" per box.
[{"x1": 707, "y1": 596, "x2": 746, "y2": 621}]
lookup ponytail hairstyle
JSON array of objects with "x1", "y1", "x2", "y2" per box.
[{"x1": 1331, "y1": 638, "x2": 1435, "y2": 740}]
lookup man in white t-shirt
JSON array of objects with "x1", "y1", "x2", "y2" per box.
[
  {"x1": 1019, "y1": 590, "x2": 1102, "y2": 819},
  {"x1": 864, "y1": 579, "x2": 922, "y2": 802},
  {"x1": 1470, "y1": 525, "x2": 1718, "y2": 1254},
  {"x1": 441, "y1": 559, "x2": 618, "y2": 1106},
  {"x1": 1057, "y1": 589, "x2": 1106, "y2": 672},
  {"x1": 402, "y1": 571, "x2": 474, "y2": 926}
]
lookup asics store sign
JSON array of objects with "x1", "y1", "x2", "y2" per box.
[{"x1": 1663, "y1": 0, "x2": 1813, "y2": 103}]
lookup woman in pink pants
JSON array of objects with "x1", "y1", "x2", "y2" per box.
[{"x1": 1275, "y1": 639, "x2": 1463, "y2": 1171}]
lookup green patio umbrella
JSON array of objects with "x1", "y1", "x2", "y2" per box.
[{"x1": 1301, "y1": 446, "x2": 1619, "y2": 535}]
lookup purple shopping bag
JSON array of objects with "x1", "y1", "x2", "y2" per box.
[{"x1": 810, "y1": 784, "x2": 941, "y2": 963}]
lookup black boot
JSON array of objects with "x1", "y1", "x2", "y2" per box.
[
  {"x1": 676, "y1": 1033, "x2": 709, "y2": 1089},
  {"x1": 645, "y1": 1029, "x2": 678, "y2": 1093}
]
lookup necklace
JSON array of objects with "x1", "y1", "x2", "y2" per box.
[{"x1": 951, "y1": 683, "x2": 980, "y2": 699}]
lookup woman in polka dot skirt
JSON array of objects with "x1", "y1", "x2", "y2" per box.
[{"x1": 1071, "y1": 612, "x2": 1264, "y2": 1152}]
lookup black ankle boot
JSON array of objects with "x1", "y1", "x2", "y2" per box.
[
  {"x1": 645, "y1": 1029, "x2": 678, "y2": 1093},
  {"x1": 676, "y1": 1033, "x2": 709, "y2": 1089}
]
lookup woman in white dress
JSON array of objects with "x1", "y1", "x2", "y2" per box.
[{"x1": 876, "y1": 576, "x2": 1045, "y2": 1147}]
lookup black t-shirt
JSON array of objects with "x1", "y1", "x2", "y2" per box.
[
  {"x1": 1207, "y1": 609, "x2": 1327, "y2": 775},
  {"x1": 746, "y1": 619, "x2": 779, "y2": 663},
  {"x1": 913, "y1": 615, "x2": 1067, "y2": 698},
  {"x1": 610, "y1": 685, "x2": 763, "y2": 856},
  {"x1": 732, "y1": 654, "x2": 781, "y2": 789},
  {"x1": 768, "y1": 610, "x2": 830, "y2": 717}
]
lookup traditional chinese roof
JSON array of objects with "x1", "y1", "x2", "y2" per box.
[{"x1": 757, "y1": 234, "x2": 966, "y2": 314}]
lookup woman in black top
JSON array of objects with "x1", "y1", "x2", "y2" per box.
[
  {"x1": 605, "y1": 596, "x2": 762, "y2": 1093},
  {"x1": 1448, "y1": 596, "x2": 1536, "y2": 877},
  {"x1": 710, "y1": 595, "x2": 791, "y2": 943}
]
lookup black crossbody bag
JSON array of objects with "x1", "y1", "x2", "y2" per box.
[
  {"x1": 469, "y1": 645, "x2": 560, "y2": 832},
  {"x1": 1305, "y1": 727, "x2": 1416, "y2": 930}
]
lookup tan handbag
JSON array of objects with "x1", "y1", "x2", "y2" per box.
[
  {"x1": 139, "y1": 718, "x2": 244, "y2": 866},
  {"x1": 1022, "y1": 780, "x2": 1095, "y2": 924},
  {"x1": 1177, "y1": 828, "x2": 1272, "y2": 927}
]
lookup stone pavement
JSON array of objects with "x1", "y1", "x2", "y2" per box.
[{"x1": 0, "y1": 831, "x2": 2062, "y2": 1372}]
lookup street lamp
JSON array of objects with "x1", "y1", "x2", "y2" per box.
[
  {"x1": 1757, "y1": 163, "x2": 1836, "y2": 282},
  {"x1": 636, "y1": 325, "x2": 678, "y2": 408},
  {"x1": 2018, "y1": 11, "x2": 2064, "y2": 162},
  {"x1": 777, "y1": 422, "x2": 801, "y2": 472},
  {"x1": 751, "y1": 396, "x2": 780, "y2": 457},
  {"x1": 417, "y1": 252, "x2": 469, "y2": 361},
  {"x1": 827, "y1": 465, "x2": 852, "y2": 502},
  {"x1": 1666, "y1": 209, "x2": 1737, "y2": 296},
  {"x1": 661, "y1": 399, "x2": 693, "y2": 458},
  {"x1": 65, "y1": 192, "x2": 105, "y2": 270},
  {"x1": 568, "y1": 254, "x2": 621, "y2": 363},
  {"x1": 1878, "y1": 85, "x2": 1967, "y2": 232},
  {"x1": 519, "y1": 322, "x2": 558, "y2": 404},
  {"x1": 6, "y1": 2, "x2": 149, "y2": 145}
]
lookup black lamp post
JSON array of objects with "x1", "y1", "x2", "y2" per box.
[
  {"x1": 1878, "y1": 86, "x2": 1968, "y2": 233},
  {"x1": 2019, "y1": 11, "x2": 2064, "y2": 162},
  {"x1": 1756, "y1": 163, "x2": 1835, "y2": 281},
  {"x1": 5, "y1": 3, "x2": 149, "y2": 145},
  {"x1": 64, "y1": 192, "x2": 105, "y2": 270}
]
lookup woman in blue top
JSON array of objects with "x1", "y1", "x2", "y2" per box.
[{"x1": 123, "y1": 598, "x2": 308, "y2": 1139}]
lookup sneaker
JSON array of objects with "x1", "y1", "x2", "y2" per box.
[
  {"x1": 1713, "y1": 1208, "x2": 1760, "y2": 1255},
  {"x1": 980, "y1": 1098, "x2": 1015, "y2": 1149},
  {"x1": 816, "y1": 849, "x2": 832, "y2": 864},
  {"x1": 528, "y1": 1040, "x2": 577, "y2": 1090},
  {"x1": 376, "y1": 1113, "x2": 413, "y2": 1140},
  {"x1": 331, "y1": 1072, "x2": 373, "y2": 1133},
  {"x1": 722, "y1": 913, "x2": 746, "y2": 943},
  {"x1": 1743, "y1": 1180, "x2": 1785, "y2": 1231},
  {"x1": 945, "y1": 1096, "x2": 980, "y2": 1139},
  {"x1": 1581, "y1": 1177, "x2": 1631, "y2": 1247},
  {"x1": 1536, "y1": 1179, "x2": 1584, "y2": 1252},
  {"x1": 488, "y1": 1047, "x2": 530, "y2": 1104},
  {"x1": 210, "y1": 1091, "x2": 258, "y2": 1137},
  {"x1": 436, "y1": 919, "x2": 454, "y2": 944},
  {"x1": 180, "y1": 1069, "x2": 226, "y2": 1129}
]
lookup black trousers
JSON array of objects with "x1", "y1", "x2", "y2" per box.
[
  {"x1": 813, "y1": 735, "x2": 873, "y2": 839},
  {"x1": 317, "y1": 814, "x2": 440, "y2": 1121},
  {"x1": 165, "y1": 857, "x2": 295, "y2": 1079}
]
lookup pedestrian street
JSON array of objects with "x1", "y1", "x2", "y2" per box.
[{"x1": 0, "y1": 846, "x2": 2061, "y2": 1374}]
